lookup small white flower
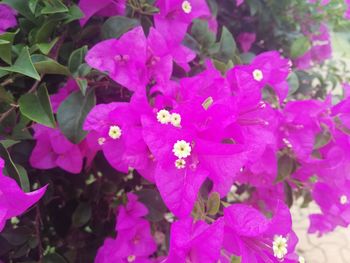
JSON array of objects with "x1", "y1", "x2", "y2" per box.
[
  {"x1": 97, "y1": 137, "x2": 106, "y2": 145},
  {"x1": 340, "y1": 195, "x2": 348, "y2": 205},
  {"x1": 175, "y1": 158, "x2": 186, "y2": 169},
  {"x1": 173, "y1": 140, "x2": 191, "y2": 159},
  {"x1": 182, "y1": 1, "x2": 192, "y2": 13},
  {"x1": 171, "y1": 113, "x2": 181, "y2": 127},
  {"x1": 127, "y1": 255, "x2": 136, "y2": 262},
  {"x1": 298, "y1": 255, "x2": 306, "y2": 263},
  {"x1": 272, "y1": 235, "x2": 288, "y2": 260},
  {"x1": 157, "y1": 109, "x2": 171, "y2": 124},
  {"x1": 252, "y1": 69, "x2": 263, "y2": 81},
  {"x1": 108, "y1": 125, "x2": 122, "y2": 139}
]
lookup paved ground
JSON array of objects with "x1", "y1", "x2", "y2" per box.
[{"x1": 292, "y1": 201, "x2": 350, "y2": 263}]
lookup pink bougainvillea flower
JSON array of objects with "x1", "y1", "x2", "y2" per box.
[
  {"x1": 165, "y1": 217, "x2": 224, "y2": 263},
  {"x1": 222, "y1": 201, "x2": 299, "y2": 263},
  {"x1": 116, "y1": 193, "x2": 148, "y2": 231},
  {"x1": 237, "y1": 32, "x2": 256, "y2": 52},
  {"x1": 30, "y1": 125, "x2": 84, "y2": 174},
  {"x1": 86, "y1": 26, "x2": 176, "y2": 91},
  {"x1": 154, "y1": 0, "x2": 211, "y2": 45},
  {"x1": 308, "y1": 0, "x2": 330, "y2": 5},
  {"x1": 142, "y1": 97, "x2": 250, "y2": 217},
  {"x1": 227, "y1": 51, "x2": 291, "y2": 104},
  {"x1": 345, "y1": 0, "x2": 350, "y2": 19},
  {"x1": 0, "y1": 158, "x2": 47, "y2": 231},
  {"x1": 0, "y1": 3, "x2": 17, "y2": 34},
  {"x1": 95, "y1": 193, "x2": 156, "y2": 263},
  {"x1": 295, "y1": 23, "x2": 332, "y2": 69},
  {"x1": 278, "y1": 99, "x2": 329, "y2": 160},
  {"x1": 236, "y1": 0, "x2": 244, "y2": 6},
  {"x1": 78, "y1": 0, "x2": 125, "y2": 26},
  {"x1": 309, "y1": 181, "x2": 350, "y2": 235},
  {"x1": 85, "y1": 27, "x2": 148, "y2": 91},
  {"x1": 84, "y1": 93, "x2": 157, "y2": 181}
]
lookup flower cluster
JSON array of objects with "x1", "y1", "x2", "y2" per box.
[{"x1": 8, "y1": 0, "x2": 350, "y2": 261}]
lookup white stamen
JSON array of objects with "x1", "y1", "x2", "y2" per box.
[
  {"x1": 175, "y1": 158, "x2": 186, "y2": 169},
  {"x1": 173, "y1": 140, "x2": 192, "y2": 159},
  {"x1": 171, "y1": 113, "x2": 181, "y2": 127},
  {"x1": 182, "y1": 1, "x2": 192, "y2": 13},
  {"x1": 157, "y1": 109, "x2": 171, "y2": 124},
  {"x1": 127, "y1": 255, "x2": 136, "y2": 262},
  {"x1": 252, "y1": 69, "x2": 263, "y2": 81},
  {"x1": 98, "y1": 137, "x2": 106, "y2": 145},
  {"x1": 272, "y1": 235, "x2": 288, "y2": 260},
  {"x1": 340, "y1": 195, "x2": 348, "y2": 205},
  {"x1": 108, "y1": 125, "x2": 122, "y2": 139}
]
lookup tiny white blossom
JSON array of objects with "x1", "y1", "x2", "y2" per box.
[
  {"x1": 273, "y1": 235, "x2": 288, "y2": 260},
  {"x1": 157, "y1": 109, "x2": 171, "y2": 124},
  {"x1": 252, "y1": 69, "x2": 263, "y2": 81},
  {"x1": 173, "y1": 140, "x2": 191, "y2": 159},
  {"x1": 182, "y1": 1, "x2": 192, "y2": 13},
  {"x1": 340, "y1": 195, "x2": 348, "y2": 205},
  {"x1": 175, "y1": 158, "x2": 186, "y2": 169},
  {"x1": 171, "y1": 113, "x2": 181, "y2": 127},
  {"x1": 108, "y1": 125, "x2": 122, "y2": 139}
]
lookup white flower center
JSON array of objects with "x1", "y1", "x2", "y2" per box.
[
  {"x1": 171, "y1": 113, "x2": 181, "y2": 127},
  {"x1": 273, "y1": 235, "x2": 288, "y2": 260},
  {"x1": 98, "y1": 137, "x2": 106, "y2": 145},
  {"x1": 299, "y1": 255, "x2": 305, "y2": 263},
  {"x1": 252, "y1": 69, "x2": 263, "y2": 81},
  {"x1": 340, "y1": 195, "x2": 348, "y2": 205},
  {"x1": 157, "y1": 109, "x2": 171, "y2": 124},
  {"x1": 175, "y1": 158, "x2": 186, "y2": 169},
  {"x1": 173, "y1": 140, "x2": 191, "y2": 159},
  {"x1": 127, "y1": 255, "x2": 136, "y2": 262},
  {"x1": 182, "y1": 1, "x2": 192, "y2": 13},
  {"x1": 108, "y1": 125, "x2": 122, "y2": 139}
]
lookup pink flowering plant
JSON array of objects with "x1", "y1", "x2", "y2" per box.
[{"x1": 1, "y1": 0, "x2": 350, "y2": 262}]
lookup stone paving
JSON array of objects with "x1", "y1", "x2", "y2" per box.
[{"x1": 292, "y1": 202, "x2": 350, "y2": 263}]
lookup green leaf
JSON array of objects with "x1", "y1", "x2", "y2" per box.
[
  {"x1": 0, "y1": 30, "x2": 19, "y2": 65},
  {"x1": 314, "y1": 129, "x2": 332, "y2": 149},
  {"x1": 57, "y1": 89, "x2": 96, "y2": 143},
  {"x1": 28, "y1": 0, "x2": 39, "y2": 14},
  {"x1": 3, "y1": 0, "x2": 36, "y2": 23},
  {"x1": 0, "y1": 47, "x2": 40, "y2": 80},
  {"x1": 43, "y1": 253, "x2": 68, "y2": 263},
  {"x1": 202, "y1": 96, "x2": 214, "y2": 110},
  {"x1": 287, "y1": 72, "x2": 299, "y2": 96},
  {"x1": 68, "y1": 46, "x2": 88, "y2": 75},
  {"x1": 290, "y1": 36, "x2": 311, "y2": 59},
  {"x1": 72, "y1": 202, "x2": 92, "y2": 227},
  {"x1": 75, "y1": 78, "x2": 88, "y2": 95},
  {"x1": 63, "y1": 5, "x2": 84, "y2": 24},
  {"x1": 14, "y1": 164, "x2": 30, "y2": 193},
  {"x1": 276, "y1": 154, "x2": 296, "y2": 183},
  {"x1": 0, "y1": 139, "x2": 19, "y2": 148},
  {"x1": 19, "y1": 85, "x2": 56, "y2": 128},
  {"x1": 32, "y1": 54, "x2": 70, "y2": 76},
  {"x1": 136, "y1": 189, "x2": 167, "y2": 222},
  {"x1": 0, "y1": 144, "x2": 23, "y2": 189},
  {"x1": 35, "y1": 17, "x2": 60, "y2": 43},
  {"x1": 284, "y1": 181, "x2": 293, "y2": 208},
  {"x1": 41, "y1": 0, "x2": 69, "y2": 14},
  {"x1": 101, "y1": 16, "x2": 140, "y2": 39},
  {"x1": 214, "y1": 27, "x2": 237, "y2": 62},
  {"x1": 31, "y1": 37, "x2": 59, "y2": 55},
  {"x1": 190, "y1": 20, "x2": 216, "y2": 52},
  {"x1": 0, "y1": 87, "x2": 14, "y2": 104},
  {"x1": 231, "y1": 256, "x2": 242, "y2": 263},
  {"x1": 206, "y1": 192, "x2": 220, "y2": 216}
]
